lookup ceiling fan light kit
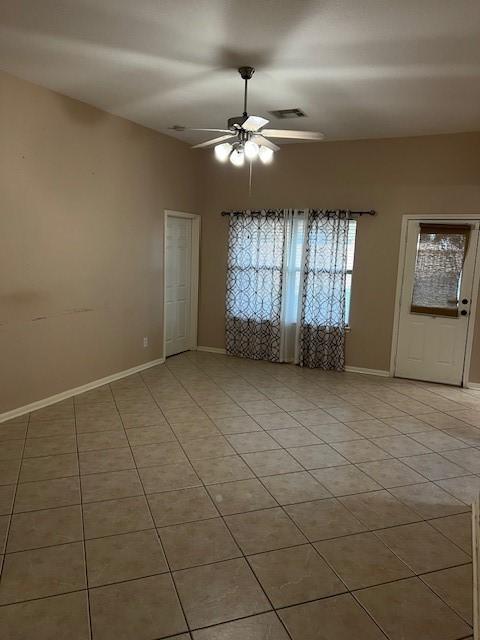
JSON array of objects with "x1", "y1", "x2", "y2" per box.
[
  {"x1": 214, "y1": 142, "x2": 233, "y2": 162},
  {"x1": 229, "y1": 145, "x2": 245, "y2": 167},
  {"x1": 174, "y1": 66, "x2": 324, "y2": 168},
  {"x1": 258, "y1": 145, "x2": 274, "y2": 164}
]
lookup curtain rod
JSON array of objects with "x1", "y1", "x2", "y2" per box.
[{"x1": 221, "y1": 209, "x2": 376, "y2": 217}]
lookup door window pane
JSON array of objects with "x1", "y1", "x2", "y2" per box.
[{"x1": 411, "y1": 224, "x2": 470, "y2": 317}]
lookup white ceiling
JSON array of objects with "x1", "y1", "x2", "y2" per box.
[{"x1": 1, "y1": 0, "x2": 480, "y2": 145}]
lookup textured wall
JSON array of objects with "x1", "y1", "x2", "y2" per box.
[
  {"x1": 197, "y1": 132, "x2": 480, "y2": 381},
  {"x1": 0, "y1": 71, "x2": 200, "y2": 412}
]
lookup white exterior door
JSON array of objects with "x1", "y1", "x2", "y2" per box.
[
  {"x1": 395, "y1": 219, "x2": 479, "y2": 385},
  {"x1": 165, "y1": 216, "x2": 193, "y2": 357}
]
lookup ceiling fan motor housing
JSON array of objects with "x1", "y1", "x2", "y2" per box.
[{"x1": 238, "y1": 66, "x2": 255, "y2": 80}]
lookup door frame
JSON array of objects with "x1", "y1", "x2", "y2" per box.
[
  {"x1": 390, "y1": 213, "x2": 480, "y2": 387},
  {"x1": 163, "y1": 209, "x2": 201, "y2": 358}
]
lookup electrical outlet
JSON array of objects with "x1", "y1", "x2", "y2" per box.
[{"x1": 143, "y1": 336, "x2": 148, "y2": 348}]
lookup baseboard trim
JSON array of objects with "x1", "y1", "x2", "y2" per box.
[
  {"x1": 0, "y1": 358, "x2": 165, "y2": 424},
  {"x1": 195, "y1": 348, "x2": 390, "y2": 378},
  {"x1": 196, "y1": 346, "x2": 227, "y2": 354},
  {"x1": 467, "y1": 381, "x2": 480, "y2": 390},
  {"x1": 344, "y1": 366, "x2": 391, "y2": 377}
]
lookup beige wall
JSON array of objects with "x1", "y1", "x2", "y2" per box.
[
  {"x1": 0, "y1": 71, "x2": 200, "y2": 413},
  {"x1": 2, "y1": 70, "x2": 480, "y2": 415},
  {"x1": 197, "y1": 132, "x2": 480, "y2": 381}
]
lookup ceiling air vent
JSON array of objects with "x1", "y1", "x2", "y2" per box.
[{"x1": 269, "y1": 108, "x2": 306, "y2": 119}]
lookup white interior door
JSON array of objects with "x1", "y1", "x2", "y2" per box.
[
  {"x1": 165, "y1": 215, "x2": 193, "y2": 357},
  {"x1": 395, "y1": 219, "x2": 479, "y2": 385}
]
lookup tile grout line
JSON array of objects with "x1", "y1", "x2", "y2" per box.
[
  {"x1": 160, "y1": 356, "x2": 403, "y2": 638},
  {"x1": 192, "y1": 357, "x2": 443, "y2": 639},
  {"x1": 417, "y1": 571, "x2": 474, "y2": 627},
  {"x1": 258, "y1": 358, "x2": 478, "y2": 631},
  {"x1": 1, "y1": 411, "x2": 30, "y2": 577},
  {"x1": 177, "y1": 352, "x2": 475, "y2": 635},
  {"x1": 228, "y1": 358, "x2": 477, "y2": 635},
  {"x1": 74, "y1": 394, "x2": 93, "y2": 640},
  {"x1": 177, "y1": 353, "x2": 396, "y2": 639},
  {"x1": 1, "y1": 353, "x2": 478, "y2": 636},
  {"x1": 1, "y1": 499, "x2": 473, "y2": 556},
  {"x1": 110, "y1": 377, "x2": 193, "y2": 639},
  {"x1": 1, "y1": 556, "x2": 473, "y2": 614},
  {"x1": 3, "y1": 431, "x2": 476, "y2": 530},
  {"x1": 142, "y1": 362, "x2": 297, "y2": 640}
]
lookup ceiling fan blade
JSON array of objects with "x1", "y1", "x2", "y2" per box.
[
  {"x1": 261, "y1": 129, "x2": 325, "y2": 141},
  {"x1": 192, "y1": 134, "x2": 236, "y2": 149},
  {"x1": 242, "y1": 115, "x2": 269, "y2": 132},
  {"x1": 171, "y1": 126, "x2": 231, "y2": 133},
  {"x1": 251, "y1": 135, "x2": 280, "y2": 152}
]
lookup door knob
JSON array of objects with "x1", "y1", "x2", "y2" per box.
[
  {"x1": 461, "y1": 309, "x2": 468, "y2": 316},
  {"x1": 462, "y1": 298, "x2": 469, "y2": 305}
]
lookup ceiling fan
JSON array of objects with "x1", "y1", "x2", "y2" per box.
[{"x1": 172, "y1": 66, "x2": 325, "y2": 167}]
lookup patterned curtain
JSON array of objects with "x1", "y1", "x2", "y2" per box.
[
  {"x1": 298, "y1": 210, "x2": 350, "y2": 370},
  {"x1": 225, "y1": 210, "x2": 286, "y2": 361}
]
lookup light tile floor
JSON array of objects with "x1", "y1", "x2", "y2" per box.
[{"x1": 0, "y1": 351, "x2": 479, "y2": 639}]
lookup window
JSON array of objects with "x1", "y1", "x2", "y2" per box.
[
  {"x1": 226, "y1": 211, "x2": 359, "y2": 363},
  {"x1": 411, "y1": 223, "x2": 470, "y2": 317},
  {"x1": 283, "y1": 215, "x2": 306, "y2": 325},
  {"x1": 284, "y1": 217, "x2": 357, "y2": 326},
  {"x1": 228, "y1": 215, "x2": 358, "y2": 326},
  {"x1": 345, "y1": 220, "x2": 357, "y2": 325},
  {"x1": 227, "y1": 213, "x2": 285, "y2": 322},
  {"x1": 226, "y1": 211, "x2": 358, "y2": 361}
]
